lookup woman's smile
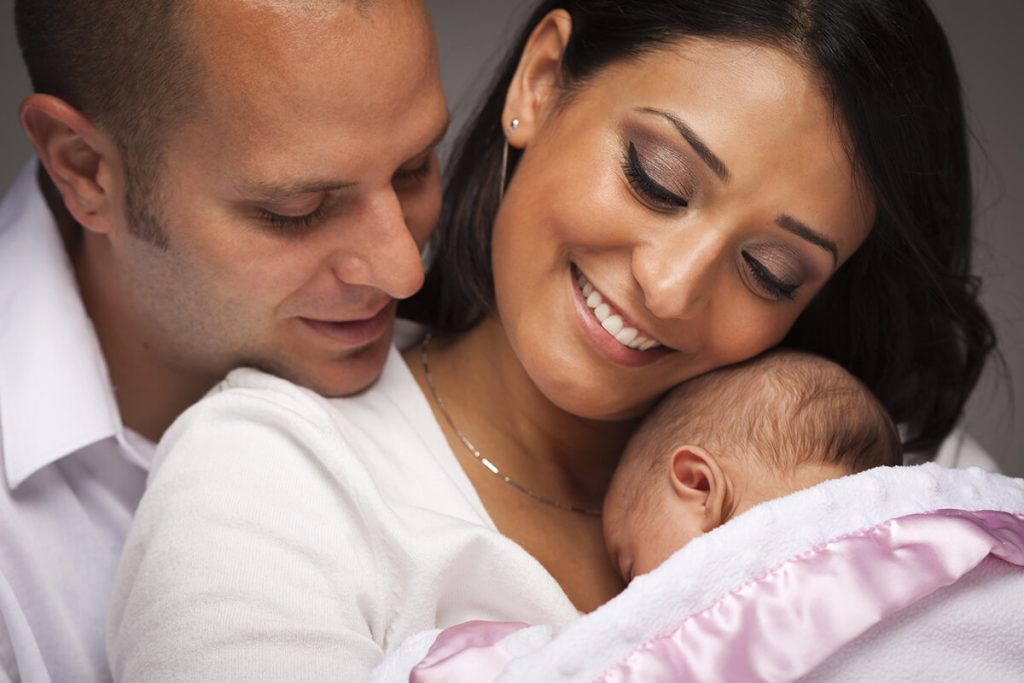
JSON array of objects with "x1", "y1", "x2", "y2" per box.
[{"x1": 570, "y1": 264, "x2": 673, "y2": 367}]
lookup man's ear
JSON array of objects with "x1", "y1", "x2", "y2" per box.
[
  {"x1": 19, "y1": 93, "x2": 124, "y2": 235},
  {"x1": 669, "y1": 445, "x2": 731, "y2": 532},
  {"x1": 501, "y1": 9, "x2": 572, "y2": 149}
]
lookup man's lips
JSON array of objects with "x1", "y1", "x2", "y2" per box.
[{"x1": 299, "y1": 300, "x2": 395, "y2": 347}]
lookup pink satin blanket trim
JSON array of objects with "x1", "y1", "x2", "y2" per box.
[
  {"x1": 595, "y1": 509, "x2": 1024, "y2": 683},
  {"x1": 411, "y1": 620, "x2": 529, "y2": 683}
]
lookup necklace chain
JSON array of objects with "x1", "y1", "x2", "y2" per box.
[{"x1": 420, "y1": 333, "x2": 602, "y2": 516}]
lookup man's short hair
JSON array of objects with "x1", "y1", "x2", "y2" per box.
[
  {"x1": 626, "y1": 349, "x2": 903, "y2": 479},
  {"x1": 15, "y1": 0, "x2": 368, "y2": 245},
  {"x1": 16, "y1": 0, "x2": 200, "y2": 244}
]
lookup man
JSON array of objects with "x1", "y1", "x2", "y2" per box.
[{"x1": 0, "y1": 0, "x2": 448, "y2": 679}]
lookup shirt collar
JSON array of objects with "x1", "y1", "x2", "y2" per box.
[{"x1": 0, "y1": 159, "x2": 142, "y2": 489}]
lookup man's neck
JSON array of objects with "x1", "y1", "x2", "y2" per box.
[
  {"x1": 47, "y1": 192, "x2": 218, "y2": 443},
  {"x1": 38, "y1": 165, "x2": 83, "y2": 260}
]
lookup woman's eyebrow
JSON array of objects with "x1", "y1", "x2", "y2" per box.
[
  {"x1": 777, "y1": 214, "x2": 838, "y2": 265},
  {"x1": 636, "y1": 107, "x2": 730, "y2": 181},
  {"x1": 635, "y1": 107, "x2": 838, "y2": 265}
]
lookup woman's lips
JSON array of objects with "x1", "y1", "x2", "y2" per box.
[
  {"x1": 300, "y1": 301, "x2": 395, "y2": 347},
  {"x1": 570, "y1": 266, "x2": 671, "y2": 367},
  {"x1": 575, "y1": 270, "x2": 662, "y2": 350}
]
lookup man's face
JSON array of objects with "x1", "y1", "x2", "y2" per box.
[{"x1": 111, "y1": 0, "x2": 447, "y2": 396}]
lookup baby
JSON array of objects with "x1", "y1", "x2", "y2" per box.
[
  {"x1": 603, "y1": 348, "x2": 903, "y2": 582},
  {"x1": 374, "y1": 350, "x2": 903, "y2": 681}
]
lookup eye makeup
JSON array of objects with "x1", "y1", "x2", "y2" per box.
[
  {"x1": 619, "y1": 127, "x2": 698, "y2": 212},
  {"x1": 617, "y1": 114, "x2": 829, "y2": 305},
  {"x1": 740, "y1": 243, "x2": 810, "y2": 302}
]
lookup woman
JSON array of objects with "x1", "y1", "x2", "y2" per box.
[{"x1": 109, "y1": 0, "x2": 994, "y2": 680}]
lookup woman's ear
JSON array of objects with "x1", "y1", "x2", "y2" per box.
[
  {"x1": 19, "y1": 93, "x2": 125, "y2": 236},
  {"x1": 502, "y1": 9, "x2": 573, "y2": 149},
  {"x1": 669, "y1": 445, "x2": 732, "y2": 533}
]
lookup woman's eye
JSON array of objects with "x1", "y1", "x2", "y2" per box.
[
  {"x1": 741, "y1": 250, "x2": 800, "y2": 301},
  {"x1": 621, "y1": 142, "x2": 689, "y2": 211},
  {"x1": 257, "y1": 203, "x2": 328, "y2": 234}
]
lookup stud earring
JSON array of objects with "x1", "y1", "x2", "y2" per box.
[{"x1": 499, "y1": 117, "x2": 521, "y2": 202}]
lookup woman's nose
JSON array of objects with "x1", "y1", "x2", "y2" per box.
[{"x1": 632, "y1": 229, "x2": 726, "y2": 321}]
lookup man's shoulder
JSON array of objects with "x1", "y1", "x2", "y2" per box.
[
  {"x1": 155, "y1": 362, "x2": 402, "y2": 470},
  {"x1": 173, "y1": 366, "x2": 342, "y2": 443}
]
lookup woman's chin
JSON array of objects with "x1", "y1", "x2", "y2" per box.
[{"x1": 531, "y1": 371, "x2": 663, "y2": 423}]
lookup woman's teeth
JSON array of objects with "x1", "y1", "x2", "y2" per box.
[{"x1": 576, "y1": 272, "x2": 662, "y2": 351}]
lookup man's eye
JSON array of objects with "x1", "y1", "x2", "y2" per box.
[
  {"x1": 257, "y1": 204, "x2": 328, "y2": 234},
  {"x1": 394, "y1": 156, "x2": 432, "y2": 183}
]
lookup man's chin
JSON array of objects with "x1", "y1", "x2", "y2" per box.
[
  {"x1": 251, "y1": 329, "x2": 394, "y2": 398},
  {"x1": 297, "y1": 334, "x2": 393, "y2": 398}
]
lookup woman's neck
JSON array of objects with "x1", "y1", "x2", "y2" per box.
[{"x1": 407, "y1": 315, "x2": 637, "y2": 508}]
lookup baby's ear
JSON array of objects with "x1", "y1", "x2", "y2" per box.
[{"x1": 669, "y1": 446, "x2": 730, "y2": 532}]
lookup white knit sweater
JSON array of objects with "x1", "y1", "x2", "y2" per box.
[{"x1": 107, "y1": 346, "x2": 579, "y2": 682}]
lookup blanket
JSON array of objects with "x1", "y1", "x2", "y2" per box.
[{"x1": 372, "y1": 464, "x2": 1024, "y2": 682}]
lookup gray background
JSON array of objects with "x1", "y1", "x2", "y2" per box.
[{"x1": 1, "y1": 1, "x2": 1020, "y2": 475}]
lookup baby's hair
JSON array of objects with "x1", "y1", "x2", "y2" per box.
[{"x1": 625, "y1": 350, "x2": 903, "y2": 483}]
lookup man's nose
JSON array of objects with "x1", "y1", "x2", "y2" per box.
[
  {"x1": 632, "y1": 227, "x2": 727, "y2": 321},
  {"x1": 330, "y1": 190, "x2": 425, "y2": 299}
]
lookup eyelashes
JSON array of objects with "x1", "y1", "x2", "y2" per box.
[
  {"x1": 393, "y1": 156, "x2": 432, "y2": 183},
  {"x1": 741, "y1": 250, "x2": 799, "y2": 301},
  {"x1": 256, "y1": 157, "x2": 434, "y2": 236},
  {"x1": 623, "y1": 139, "x2": 802, "y2": 302},
  {"x1": 621, "y1": 142, "x2": 690, "y2": 210},
  {"x1": 257, "y1": 204, "x2": 330, "y2": 233}
]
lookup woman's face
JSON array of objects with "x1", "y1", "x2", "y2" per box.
[{"x1": 492, "y1": 37, "x2": 874, "y2": 421}]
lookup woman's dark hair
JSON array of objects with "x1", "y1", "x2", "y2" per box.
[{"x1": 401, "y1": 0, "x2": 997, "y2": 455}]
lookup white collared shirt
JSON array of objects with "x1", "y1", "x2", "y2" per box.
[{"x1": 0, "y1": 160, "x2": 155, "y2": 683}]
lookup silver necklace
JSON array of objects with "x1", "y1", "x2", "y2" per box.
[{"x1": 420, "y1": 333, "x2": 602, "y2": 516}]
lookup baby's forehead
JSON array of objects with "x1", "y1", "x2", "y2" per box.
[{"x1": 623, "y1": 353, "x2": 851, "y2": 460}]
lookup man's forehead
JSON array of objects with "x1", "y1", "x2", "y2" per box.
[
  {"x1": 190, "y1": 0, "x2": 434, "y2": 96},
  {"x1": 194, "y1": 0, "x2": 372, "y2": 34},
  {"x1": 238, "y1": 0, "x2": 371, "y2": 18},
  {"x1": 168, "y1": 0, "x2": 445, "y2": 193}
]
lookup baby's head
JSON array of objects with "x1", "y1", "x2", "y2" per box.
[{"x1": 603, "y1": 350, "x2": 901, "y2": 582}]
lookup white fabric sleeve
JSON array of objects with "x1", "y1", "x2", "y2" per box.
[{"x1": 108, "y1": 382, "x2": 388, "y2": 682}]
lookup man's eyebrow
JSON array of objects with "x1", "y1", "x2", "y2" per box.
[
  {"x1": 636, "y1": 107, "x2": 730, "y2": 181},
  {"x1": 777, "y1": 214, "x2": 838, "y2": 265},
  {"x1": 239, "y1": 116, "x2": 450, "y2": 201},
  {"x1": 238, "y1": 179, "x2": 354, "y2": 201}
]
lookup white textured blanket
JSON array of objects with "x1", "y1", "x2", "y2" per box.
[{"x1": 374, "y1": 464, "x2": 1024, "y2": 682}]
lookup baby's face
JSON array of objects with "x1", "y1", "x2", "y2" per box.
[
  {"x1": 603, "y1": 456, "x2": 854, "y2": 581},
  {"x1": 602, "y1": 472, "x2": 704, "y2": 583}
]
